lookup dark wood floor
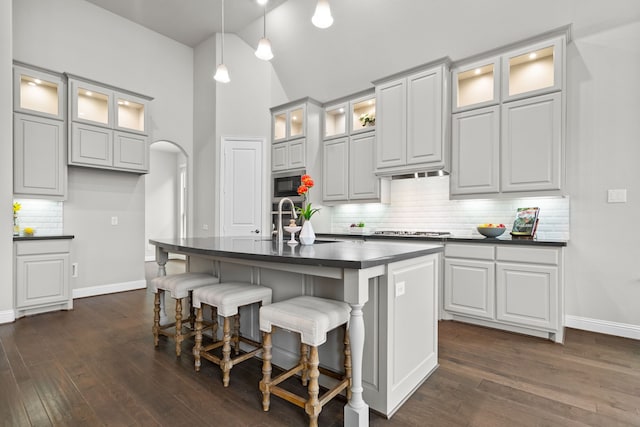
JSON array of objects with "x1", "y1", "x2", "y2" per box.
[{"x1": 1, "y1": 261, "x2": 639, "y2": 426}]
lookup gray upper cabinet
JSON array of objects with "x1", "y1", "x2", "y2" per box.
[
  {"x1": 450, "y1": 29, "x2": 568, "y2": 198},
  {"x1": 67, "y1": 75, "x2": 152, "y2": 174},
  {"x1": 12, "y1": 63, "x2": 67, "y2": 199},
  {"x1": 322, "y1": 137, "x2": 349, "y2": 201},
  {"x1": 374, "y1": 61, "x2": 449, "y2": 176},
  {"x1": 349, "y1": 132, "x2": 380, "y2": 200}
]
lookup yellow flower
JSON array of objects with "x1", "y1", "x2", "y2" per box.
[
  {"x1": 24, "y1": 227, "x2": 34, "y2": 236},
  {"x1": 13, "y1": 202, "x2": 21, "y2": 214}
]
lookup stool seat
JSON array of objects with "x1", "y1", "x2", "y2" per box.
[
  {"x1": 150, "y1": 272, "x2": 220, "y2": 298},
  {"x1": 193, "y1": 282, "x2": 272, "y2": 317},
  {"x1": 193, "y1": 282, "x2": 272, "y2": 387},
  {"x1": 260, "y1": 296, "x2": 350, "y2": 346}
]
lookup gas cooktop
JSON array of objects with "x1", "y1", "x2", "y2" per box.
[{"x1": 373, "y1": 231, "x2": 451, "y2": 237}]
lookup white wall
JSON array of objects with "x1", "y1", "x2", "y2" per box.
[
  {"x1": 145, "y1": 148, "x2": 181, "y2": 260},
  {"x1": 12, "y1": 0, "x2": 194, "y2": 294},
  {"x1": 564, "y1": 21, "x2": 640, "y2": 333},
  {"x1": 0, "y1": 1, "x2": 14, "y2": 323}
]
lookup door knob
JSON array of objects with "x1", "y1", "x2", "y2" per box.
[{"x1": 253, "y1": 229, "x2": 260, "y2": 234}]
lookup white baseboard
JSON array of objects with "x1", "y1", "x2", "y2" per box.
[
  {"x1": 72, "y1": 279, "x2": 147, "y2": 299},
  {"x1": 0, "y1": 309, "x2": 16, "y2": 324},
  {"x1": 565, "y1": 315, "x2": 640, "y2": 340}
]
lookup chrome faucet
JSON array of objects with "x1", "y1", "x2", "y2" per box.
[{"x1": 276, "y1": 197, "x2": 298, "y2": 244}]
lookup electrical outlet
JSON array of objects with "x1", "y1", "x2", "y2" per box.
[
  {"x1": 72, "y1": 263, "x2": 79, "y2": 278},
  {"x1": 202, "y1": 224, "x2": 209, "y2": 230},
  {"x1": 111, "y1": 216, "x2": 119, "y2": 225},
  {"x1": 395, "y1": 281, "x2": 405, "y2": 297},
  {"x1": 607, "y1": 189, "x2": 627, "y2": 203}
]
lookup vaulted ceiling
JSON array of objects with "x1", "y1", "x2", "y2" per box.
[{"x1": 83, "y1": 0, "x2": 640, "y2": 102}]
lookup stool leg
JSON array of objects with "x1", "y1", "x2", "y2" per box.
[
  {"x1": 211, "y1": 306, "x2": 218, "y2": 342},
  {"x1": 221, "y1": 316, "x2": 232, "y2": 387},
  {"x1": 260, "y1": 330, "x2": 273, "y2": 411},
  {"x1": 344, "y1": 326, "x2": 352, "y2": 400},
  {"x1": 305, "y1": 346, "x2": 321, "y2": 427},
  {"x1": 300, "y1": 343, "x2": 309, "y2": 386},
  {"x1": 175, "y1": 298, "x2": 183, "y2": 357},
  {"x1": 233, "y1": 313, "x2": 240, "y2": 355},
  {"x1": 152, "y1": 291, "x2": 161, "y2": 347},
  {"x1": 188, "y1": 290, "x2": 196, "y2": 329},
  {"x1": 194, "y1": 307, "x2": 203, "y2": 371}
]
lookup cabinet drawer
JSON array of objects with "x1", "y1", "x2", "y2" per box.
[
  {"x1": 445, "y1": 244, "x2": 494, "y2": 260},
  {"x1": 15, "y1": 240, "x2": 71, "y2": 256},
  {"x1": 496, "y1": 246, "x2": 559, "y2": 265}
]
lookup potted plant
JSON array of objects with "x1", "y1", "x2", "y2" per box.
[{"x1": 296, "y1": 175, "x2": 320, "y2": 245}]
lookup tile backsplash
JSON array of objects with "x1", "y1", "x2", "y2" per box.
[
  {"x1": 13, "y1": 198, "x2": 63, "y2": 236},
  {"x1": 331, "y1": 176, "x2": 570, "y2": 240}
]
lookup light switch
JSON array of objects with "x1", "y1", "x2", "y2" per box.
[
  {"x1": 607, "y1": 189, "x2": 627, "y2": 203},
  {"x1": 111, "y1": 216, "x2": 119, "y2": 225},
  {"x1": 395, "y1": 281, "x2": 406, "y2": 297}
]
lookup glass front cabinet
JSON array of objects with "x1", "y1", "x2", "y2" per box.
[
  {"x1": 272, "y1": 104, "x2": 306, "y2": 143},
  {"x1": 13, "y1": 65, "x2": 65, "y2": 120},
  {"x1": 452, "y1": 57, "x2": 500, "y2": 113},
  {"x1": 67, "y1": 75, "x2": 152, "y2": 173}
]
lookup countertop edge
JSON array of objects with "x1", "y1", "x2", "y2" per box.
[
  {"x1": 317, "y1": 233, "x2": 568, "y2": 247},
  {"x1": 13, "y1": 235, "x2": 75, "y2": 241}
]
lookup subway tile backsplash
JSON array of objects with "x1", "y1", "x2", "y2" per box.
[
  {"x1": 331, "y1": 176, "x2": 570, "y2": 240},
  {"x1": 13, "y1": 198, "x2": 64, "y2": 236}
]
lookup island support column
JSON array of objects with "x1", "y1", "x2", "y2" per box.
[{"x1": 343, "y1": 268, "x2": 374, "y2": 427}]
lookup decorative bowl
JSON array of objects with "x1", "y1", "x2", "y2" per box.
[{"x1": 477, "y1": 226, "x2": 506, "y2": 238}]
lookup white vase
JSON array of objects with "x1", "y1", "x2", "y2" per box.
[{"x1": 299, "y1": 220, "x2": 316, "y2": 245}]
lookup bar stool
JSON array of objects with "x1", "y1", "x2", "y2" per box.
[
  {"x1": 259, "y1": 296, "x2": 352, "y2": 427},
  {"x1": 193, "y1": 282, "x2": 272, "y2": 387},
  {"x1": 150, "y1": 272, "x2": 220, "y2": 357}
]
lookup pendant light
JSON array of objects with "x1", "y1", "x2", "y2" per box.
[
  {"x1": 255, "y1": 5, "x2": 274, "y2": 61},
  {"x1": 312, "y1": 0, "x2": 333, "y2": 29},
  {"x1": 213, "y1": 0, "x2": 230, "y2": 83}
]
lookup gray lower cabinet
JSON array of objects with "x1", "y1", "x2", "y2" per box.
[
  {"x1": 443, "y1": 243, "x2": 564, "y2": 343},
  {"x1": 14, "y1": 239, "x2": 72, "y2": 318},
  {"x1": 70, "y1": 122, "x2": 148, "y2": 172},
  {"x1": 13, "y1": 113, "x2": 66, "y2": 198}
]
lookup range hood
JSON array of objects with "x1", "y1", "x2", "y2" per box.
[{"x1": 390, "y1": 170, "x2": 449, "y2": 180}]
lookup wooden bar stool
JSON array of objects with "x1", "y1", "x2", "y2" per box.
[
  {"x1": 193, "y1": 282, "x2": 272, "y2": 387},
  {"x1": 259, "y1": 296, "x2": 352, "y2": 427},
  {"x1": 150, "y1": 272, "x2": 220, "y2": 356}
]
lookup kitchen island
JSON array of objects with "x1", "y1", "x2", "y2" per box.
[{"x1": 149, "y1": 237, "x2": 443, "y2": 426}]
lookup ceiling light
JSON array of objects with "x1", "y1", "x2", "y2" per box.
[
  {"x1": 86, "y1": 91, "x2": 93, "y2": 96},
  {"x1": 255, "y1": 5, "x2": 273, "y2": 61},
  {"x1": 214, "y1": 0, "x2": 230, "y2": 83},
  {"x1": 34, "y1": 79, "x2": 42, "y2": 84},
  {"x1": 529, "y1": 52, "x2": 537, "y2": 60},
  {"x1": 312, "y1": 0, "x2": 333, "y2": 29},
  {"x1": 474, "y1": 68, "x2": 481, "y2": 75},
  {"x1": 27, "y1": 81, "x2": 36, "y2": 87},
  {"x1": 256, "y1": 0, "x2": 268, "y2": 5}
]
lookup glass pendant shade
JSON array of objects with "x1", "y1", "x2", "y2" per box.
[
  {"x1": 312, "y1": 0, "x2": 333, "y2": 29},
  {"x1": 213, "y1": 64, "x2": 230, "y2": 83},
  {"x1": 255, "y1": 37, "x2": 274, "y2": 60}
]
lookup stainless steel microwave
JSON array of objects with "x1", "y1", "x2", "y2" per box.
[{"x1": 272, "y1": 170, "x2": 304, "y2": 202}]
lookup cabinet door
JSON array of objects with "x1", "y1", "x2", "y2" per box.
[
  {"x1": 450, "y1": 106, "x2": 500, "y2": 195},
  {"x1": 70, "y1": 79, "x2": 113, "y2": 128},
  {"x1": 13, "y1": 66, "x2": 64, "y2": 120},
  {"x1": 288, "y1": 139, "x2": 306, "y2": 169},
  {"x1": 272, "y1": 110, "x2": 287, "y2": 142},
  {"x1": 13, "y1": 113, "x2": 66, "y2": 197},
  {"x1": 349, "y1": 132, "x2": 379, "y2": 200},
  {"x1": 407, "y1": 67, "x2": 443, "y2": 165},
  {"x1": 15, "y1": 252, "x2": 70, "y2": 308},
  {"x1": 376, "y1": 78, "x2": 406, "y2": 169},
  {"x1": 113, "y1": 131, "x2": 149, "y2": 172},
  {"x1": 114, "y1": 92, "x2": 148, "y2": 135},
  {"x1": 70, "y1": 122, "x2": 113, "y2": 167},
  {"x1": 501, "y1": 92, "x2": 562, "y2": 192},
  {"x1": 323, "y1": 137, "x2": 349, "y2": 201},
  {"x1": 496, "y1": 262, "x2": 558, "y2": 330},
  {"x1": 271, "y1": 142, "x2": 288, "y2": 171},
  {"x1": 289, "y1": 105, "x2": 306, "y2": 140},
  {"x1": 452, "y1": 57, "x2": 500, "y2": 113},
  {"x1": 444, "y1": 258, "x2": 495, "y2": 319}
]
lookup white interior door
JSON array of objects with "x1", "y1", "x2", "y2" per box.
[{"x1": 222, "y1": 137, "x2": 264, "y2": 236}]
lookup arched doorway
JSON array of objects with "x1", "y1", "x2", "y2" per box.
[{"x1": 145, "y1": 140, "x2": 188, "y2": 261}]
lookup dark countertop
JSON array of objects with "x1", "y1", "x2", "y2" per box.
[
  {"x1": 149, "y1": 237, "x2": 444, "y2": 269},
  {"x1": 318, "y1": 233, "x2": 568, "y2": 247},
  {"x1": 13, "y1": 234, "x2": 75, "y2": 241}
]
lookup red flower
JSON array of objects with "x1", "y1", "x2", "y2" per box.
[
  {"x1": 297, "y1": 185, "x2": 309, "y2": 195},
  {"x1": 301, "y1": 175, "x2": 314, "y2": 188}
]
